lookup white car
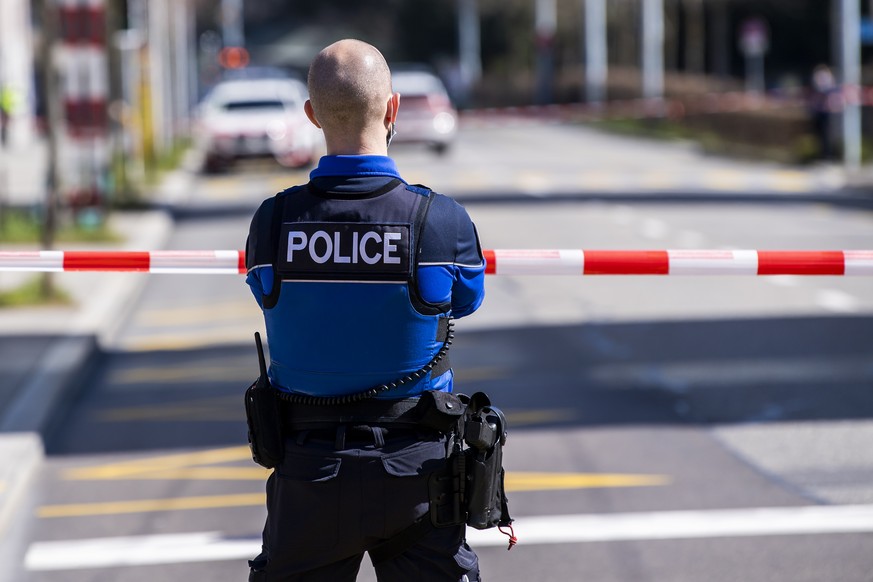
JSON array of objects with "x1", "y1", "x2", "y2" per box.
[
  {"x1": 391, "y1": 69, "x2": 458, "y2": 155},
  {"x1": 194, "y1": 78, "x2": 323, "y2": 172}
]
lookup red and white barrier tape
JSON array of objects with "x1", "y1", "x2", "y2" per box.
[{"x1": 1, "y1": 250, "x2": 872, "y2": 276}]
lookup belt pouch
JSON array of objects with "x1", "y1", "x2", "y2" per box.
[
  {"x1": 416, "y1": 390, "x2": 467, "y2": 433},
  {"x1": 244, "y1": 333, "x2": 284, "y2": 469}
]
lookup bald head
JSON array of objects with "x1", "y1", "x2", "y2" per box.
[{"x1": 307, "y1": 39, "x2": 394, "y2": 138}]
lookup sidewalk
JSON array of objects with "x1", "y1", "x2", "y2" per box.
[{"x1": 0, "y1": 138, "x2": 46, "y2": 208}]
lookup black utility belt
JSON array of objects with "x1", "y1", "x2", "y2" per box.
[{"x1": 281, "y1": 389, "x2": 465, "y2": 434}]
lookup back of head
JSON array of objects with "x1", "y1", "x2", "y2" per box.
[{"x1": 307, "y1": 39, "x2": 393, "y2": 135}]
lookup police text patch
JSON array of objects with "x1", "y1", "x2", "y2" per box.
[{"x1": 277, "y1": 222, "x2": 411, "y2": 280}]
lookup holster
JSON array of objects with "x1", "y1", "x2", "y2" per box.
[
  {"x1": 428, "y1": 392, "x2": 513, "y2": 531},
  {"x1": 462, "y1": 393, "x2": 512, "y2": 530},
  {"x1": 244, "y1": 333, "x2": 284, "y2": 469}
]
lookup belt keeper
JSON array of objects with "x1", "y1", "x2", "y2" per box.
[{"x1": 334, "y1": 425, "x2": 347, "y2": 450}]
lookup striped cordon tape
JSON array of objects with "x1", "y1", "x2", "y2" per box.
[{"x1": 1, "y1": 250, "x2": 872, "y2": 276}]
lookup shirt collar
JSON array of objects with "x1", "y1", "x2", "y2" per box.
[{"x1": 309, "y1": 155, "x2": 405, "y2": 181}]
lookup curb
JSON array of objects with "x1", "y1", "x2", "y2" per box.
[{"x1": 0, "y1": 433, "x2": 42, "y2": 537}]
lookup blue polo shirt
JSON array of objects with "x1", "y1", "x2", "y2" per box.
[{"x1": 246, "y1": 155, "x2": 485, "y2": 397}]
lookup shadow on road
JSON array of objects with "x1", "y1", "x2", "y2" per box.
[{"x1": 45, "y1": 314, "x2": 873, "y2": 457}]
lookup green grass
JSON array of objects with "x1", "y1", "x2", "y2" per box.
[
  {"x1": 0, "y1": 276, "x2": 72, "y2": 308},
  {"x1": 0, "y1": 210, "x2": 122, "y2": 244}
]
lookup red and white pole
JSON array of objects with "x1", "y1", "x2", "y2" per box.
[
  {"x1": 0, "y1": 250, "x2": 871, "y2": 276},
  {"x1": 57, "y1": 0, "x2": 108, "y2": 209}
]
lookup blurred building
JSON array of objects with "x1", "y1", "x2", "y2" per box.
[{"x1": 0, "y1": 0, "x2": 37, "y2": 146}]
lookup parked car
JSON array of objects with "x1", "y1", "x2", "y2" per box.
[
  {"x1": 391, "y1": 68, "x2": 458, "y2": 155},
  {"x1": 194, "y1": 77, "x2": 323, "y2": 172}
]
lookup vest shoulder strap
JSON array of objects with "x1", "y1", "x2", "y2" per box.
[{"x1": 262, "y1": 188, "x2": 291, "y2": 309}]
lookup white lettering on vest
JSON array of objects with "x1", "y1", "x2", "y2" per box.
[
  {"x1": 383, "y1": 232, "x2": 401, "y2": 264},
  {"x1": 360, "y1": 231, "x2": 382, "y2": 264},
  {"x1": 309, "y1": 231, "x2": 332, "y2": 264},
  {"x1": 287, "y1": 232, "x2": 307, "y2": 261},
  {"x1": 333, "y1": 232, "x2": 351, "y2": 263},
  {"x1": 286, "y1": 229, "x2": 403, "y2": 265}
]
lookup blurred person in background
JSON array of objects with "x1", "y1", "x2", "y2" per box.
[{"x1": 808, "y1": 64, "x2": 838, "y2": 161}]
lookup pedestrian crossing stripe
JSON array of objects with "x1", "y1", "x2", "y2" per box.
[{"x1": 26, "y1": 504, "x2": 873, "y2": 570}]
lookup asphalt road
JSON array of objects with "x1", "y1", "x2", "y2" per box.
[{"x1": 20, "y1": 124, "x2": 873, "y2": 581}]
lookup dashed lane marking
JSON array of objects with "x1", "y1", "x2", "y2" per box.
[
  {"x1": 37, "y1": 493, "x2": 266, "y2": 519},
  {"x1": 62, "y1": 446, "x2": 254, "y2": 481},
  {"x1": 119, "y1": 326, "x2": 263, "y2": 352},
  {"x1": 700, "y1": 169, "x2": 746, "y2": 192},
  {"x1": 92, "y1": 396, "x2": 567, "y2": 426},
  {"x1": 134, "y1": 301, "x2": 260, "y2": 327},
  {"x1": 109, "y1": 368, "x2": 251, "y2": 385},
  {"x1": 769, "y1": 170, "x2": 814, "y2": 193},
  {"x1": 392, "y1": 168, "x2": 824, "y2": 194},
  {"x1": 26, "y1": 504, "x2": 873, "y2": 570},
  {"x1": 96, "y1": 396, "x2": 244, "y2": 422},
  {"x1": 43, "y1": 448, "x2": 668, "y2": 518},
  {"x1": 39, "y1": 470, "x2": 668, "y2": 518},
  {"x1": 65, "y1": 445, "x2": 642, "y2": 484},
  {"x1": 506, "y1": 472, "x2": 670, "y2": 491}
]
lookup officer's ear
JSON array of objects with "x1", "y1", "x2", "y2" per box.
[
  {"x1": 384, "y1": 92, "x2": 400, "y2": 128},
  {"x1": 304, "y1": 100, "x2": 321, "y2": 128}
]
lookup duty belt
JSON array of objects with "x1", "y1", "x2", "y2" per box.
[{"x1": 281, "y1": 389, "x2": 466, "y2": 434}]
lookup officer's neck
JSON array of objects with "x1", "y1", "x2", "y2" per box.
[{"x1": 323, "y1": 129, "x2": 389, "y2": 157}]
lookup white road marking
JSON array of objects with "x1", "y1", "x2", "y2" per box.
[
  {"x1": 816, "y1": 289, "x2": 859, "y2": 313},
  {"x1": 25, "y1": 504, "x2": 873, "y2": 571},
  {"x1": 767, "y1": 275, "x2": 801, "y2": 287},
  {"x1": 640, "y1": 217, "x2": 669, "y2": 240}
]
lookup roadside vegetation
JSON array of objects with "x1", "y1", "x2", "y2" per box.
[
  {"x1": 0, "y1": 208, "x2": 121, "y2": 244},
  {"x1": 0, "y1": 209, "x2": 117, "y2": 308},
  {"x1": 0, "y1": 275, "x2": 71, "y2": 308}
]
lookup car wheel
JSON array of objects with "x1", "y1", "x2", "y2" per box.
[
  {"x1": 202, "y1": 154, "x2": 227, "y2": 174},
  {"x1": 275, "y1": 149, "x2": 316, "y2": 169}
]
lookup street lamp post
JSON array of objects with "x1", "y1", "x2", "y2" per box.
[
  {"x1": 535, "y1": 0, "x2": 557, "y2": 105},
  {"x1": 641, "y1": 0, "x2": 664, "y2": 100},
  {"x1": 40, "y1": 0, "x2": 63, "y2": 298},
  {"x1": 841, "y1": 0, "x2": 862, "y2": 171},
  {"x1": 222, "y1": 0, "x2": 245, "y2": 48},
  {"x1": 583, "y1": 0, "x2": 607, "y2": 104},
  {"x1": 457, "y1": 0, "x2": 481, "y2": 107}
]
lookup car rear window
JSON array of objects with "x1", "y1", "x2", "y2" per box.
[
  {"x1": 221, "y1": 100, "x2": 286, "y2": 112},
  {"x1": 392, "y1": 74, "x2": 446, "y2": 97}
]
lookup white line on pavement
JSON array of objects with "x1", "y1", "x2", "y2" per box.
[
  {"x1": 25, "y1": 504, "x2": 873, "y2": 571},
  {"x1": 816, "y1": 289, "x2": 859, "y2": 313}
]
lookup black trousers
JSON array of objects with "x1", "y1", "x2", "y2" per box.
[{"x1": 250, "y1": 426, "x2": 480, "y2": 581}]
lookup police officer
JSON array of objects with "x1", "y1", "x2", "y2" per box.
[{"x1": 245, "y1": 39, "x2": 486, "y2": 581}]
